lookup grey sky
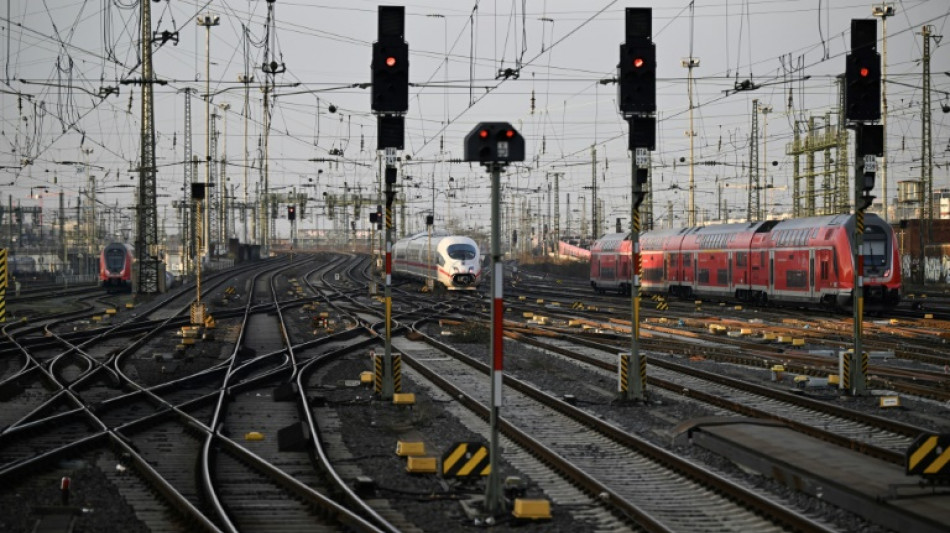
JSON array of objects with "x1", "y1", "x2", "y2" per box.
[{"x1": 2, "y1": 0, "x2": 948, "y2": 239}]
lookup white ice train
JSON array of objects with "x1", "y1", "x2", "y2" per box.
[{"x1": 392, "y1": 232, "x2": 482, "y2": 290}]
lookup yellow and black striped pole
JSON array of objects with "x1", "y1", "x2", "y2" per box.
[
  {"x1": 851, "y1": 152, "x2": 871, "y2": 396},
  {"x1": 381, "y1": 154, "x2": 396, "y2": 400},
  {"x1": 626, "y1": 151, "x2": 648, "y2": 401},
  {"x1": 0, "y1": 247, "x2": 7, "y2": 323}
]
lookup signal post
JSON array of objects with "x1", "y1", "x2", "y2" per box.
[
  {"x1": 844, "y1": 19, "x2": 883, "y2": 396},
  {"x1": 617, "y1": 8, "x2": 656, "y2": 402},
  {"x1": 464, "y1": 122, "x2": 525, "y2": 515},
  {"x1": 371, "y1": 6, "x2": 409, "y2": 400}
]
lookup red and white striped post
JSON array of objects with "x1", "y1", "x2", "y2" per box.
[{"x1": 486, "y1": 162, "x2": 506, "y2": 514}]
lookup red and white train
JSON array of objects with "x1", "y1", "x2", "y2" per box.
[
  {"x1": 100, "y1": 242, "x2": 134, "y2": 291},
  {"x1": 591, "y1": 213, "x2": 901, "y2": 310},
  {"x1": 392, "y1": 232, "x2": 481, "y2": 291}
]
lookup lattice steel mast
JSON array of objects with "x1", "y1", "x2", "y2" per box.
[
  {"x1": 136, "y1": 0, "x2": 161, "y2": 293},
  {"x1": 182, "y1": 89, "x2": 194, "y2": 274},
  {"x1": 748, "y1": 99, "x2": 760, "y2": 221}
]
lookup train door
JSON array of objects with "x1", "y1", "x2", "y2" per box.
[
  {"x1": 809, "y1": 250, "x2": 815, "y2": 299},
  {"x1": 692, "y1": 252, "x2": 698, "y2": 296},
  {"x1": 817, "y1": 249, "x2": 831, "y2": 294},
  {"x1": 728, "y1": 253, "x2": 733, "y2": 291},
  {"x1": 768, "y1": 250, "x2": 775, "y2": 296}
]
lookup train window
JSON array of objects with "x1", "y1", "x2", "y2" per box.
[
  {"x1": 437, "y1": 254, "x2": 445, "y2": 267},
  {"x1": 684, "y1": 254, "x2": 691, "y2": 267},
  {"x1": 821, "y1": 260, "x2": 829, "y2": 280},
  {"x1": 717, "y1": 269, "x2": 728, "y2": 285},
  {"x1": 824, "y1": 229, "x2": 834, "y2": 240},
  {"x1": 736, "y1": 252, "x2": 747, "y2": 267},
  {"x1": 698, "y1": 269, "x2": 709, "y2": 283},
  {"x1": 447, "y1": 244, "x2": 477, "y2": 260},
  {"x1": 787, "y1": 270, "x2": 807, "y2": 288},
  {"x1": 862, "y1": 237, "x2": 887, "y2": 267}
]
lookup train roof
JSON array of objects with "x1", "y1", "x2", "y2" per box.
[
  {"x1": 396, "y1": 231, "x2": 478, "y2": 244},
  {"x1": 648, "y1": 213, "x2": 888, "y2": 236},
  {"x1": 770, "y1": 214, "x2": 852, "y2": 230}
]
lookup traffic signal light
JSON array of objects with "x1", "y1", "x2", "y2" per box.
[
  {"x1": 371, "y1": 41, "x2": 409, "y2": 112},
  {"x1": 287, "y1": 205, "x2": 296, "y2": 221},
  {"x1": 845, "y1": 19, "x2": 880, "y2": 121},
  {"x1": 845, "y1": 48, "x2": 880, "y2": 121},
  {"x1": 618, "y1": 40, "x2": 656, "y2": 114},
  {"x1": 464, "y1": 122, "x2": 525, "y2": 164}
]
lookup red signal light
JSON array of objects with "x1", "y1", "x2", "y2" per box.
[
  {"x1": 386, "y1": 56, "x2": 397, "y2": 67},
  {"x1": 505, "y1": 130, "x2": 514, "y2": 138},
  {"x1": 479, "y1": 129, "x2": 489, "y2": 139},
  {"x1": 859, "y1": 67, "x2": 869, "y2": 77},
  {"x1": 633, "y1": 57, "x2": 644, "y2": 68}
]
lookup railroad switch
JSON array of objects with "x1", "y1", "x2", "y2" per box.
[{"x1": 511, "y1": 499, "x2": 552, "y2": 520}]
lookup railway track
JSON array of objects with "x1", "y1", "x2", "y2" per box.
[
  {"x1": 393, "y1": 323, "x2": 836, "y2": 532},
  {"x1": 0, "y1": 254, "x2": 398, "y2": 531},
  {"x1": 3, "y1": 254, "x2": 947, "y2": 532}
]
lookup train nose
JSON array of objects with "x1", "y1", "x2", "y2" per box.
[{"x1": 453, "y1": 273, "x2": 475, "y2": 286}]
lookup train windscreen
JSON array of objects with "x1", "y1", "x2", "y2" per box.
[
  {"x1": 106, "y1": 247, "x2": 127, "y2": 271},
  {"x1": 862, "y1": 236, "x2": 887, "y2": 267},
  {"x1": 447, "y1": 244, "x2": 477, "y2": 260}
]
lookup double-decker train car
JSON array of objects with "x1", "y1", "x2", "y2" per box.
[
  {"x1": 591, "y1": 213, "x2": 901, "y2": 310},
  {"x1": 100, "y1": 242, "x2": 134, "y2": 291},
  {"x1": 392, "y1": 232, "x2": 481, "y2": 290}
]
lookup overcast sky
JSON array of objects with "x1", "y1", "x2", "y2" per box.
[{"x1": 2, "y1": 0, "x2": 949, "y2": 240}]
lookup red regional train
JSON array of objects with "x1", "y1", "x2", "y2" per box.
[
  {"x1": 99, "y1": 242, "x2": 134, "y2": 291},
  {"x1": 590, "y1": 213, "x2": 901, "y2": 310}
]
